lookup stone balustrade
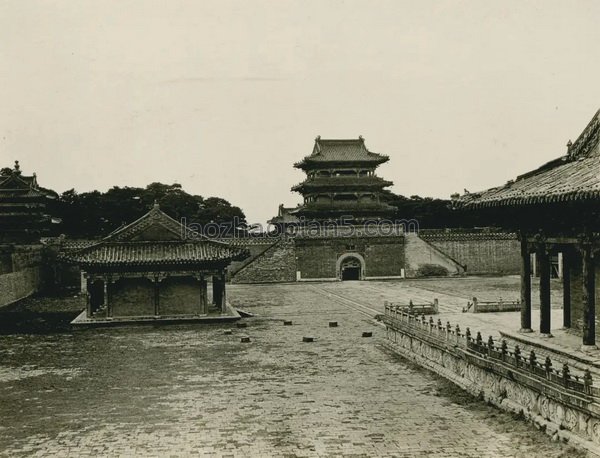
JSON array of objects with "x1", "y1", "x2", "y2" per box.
[
  {"x1": 384, "y1": 299, "x2": 439, "y2": 316},
  {"x1": 463, "y1": 297, "x2": 521, "y2": 313},
  {"x1": 383, "y1": 303, "x2": 597, "y2": 398}
]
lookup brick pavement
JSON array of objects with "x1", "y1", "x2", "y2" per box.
[{"x1": 0, "y1": 281, "x2": 586, "y2": 457}]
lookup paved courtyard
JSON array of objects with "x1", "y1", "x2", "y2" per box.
[{"x1": 0, "y1": 279, "x2": 587, "y2": 457}]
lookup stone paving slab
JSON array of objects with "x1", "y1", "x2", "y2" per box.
[{"x1": 0, "y1": 280, "x2": 587, "y2": 457}]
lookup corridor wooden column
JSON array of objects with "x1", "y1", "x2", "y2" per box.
[
  {"x1": 582, "y1": 244, "x2": 596, "y2": 347},
  {"x1": 562, "y1": 250, "x2": 571, "y2": 329},
  {"x1": 520, "y1": 235, "x2": 532, "y2": 332},
  {"x1": 538, "y1": 245, "x2": 552, "y2": 336}
]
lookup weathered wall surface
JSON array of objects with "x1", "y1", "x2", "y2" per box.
[
  {"x1": 111, "y1": 277, "x2": 155, "y2": 316},
  {"x1": 420, "y1": 231, "x2": 520, "y2": 275},
  {"x1": 0, "y1": 245, "x2": 46, "y2": 307},
  {"x1": 231, "y1": 240, "x2": 296, "y2": 284},
  {"x1": 0, "y1": 267, "x2": 41, "y2": 307},
  {"x1": 403, "y1": 234, "x2": 464, "y2": 277},
  {"x1": 569, "y1": 253, "x2": 600, "y2": 332},
  {"x1": 159, "y1": 276, "x2": 202, "y2": 315},
  {"x1": 385, "y1": 326, "x2": 600, "y2": 455},
  {"x1": 294, "y1": 236, "x2": 404, "y2": 280}
]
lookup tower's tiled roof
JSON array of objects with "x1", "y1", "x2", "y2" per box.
[
  {"x1": 291, "y1": 176, "x2": 393, "y2": 192},
  {"x1": 454, "y1": 109, "x2": 600, "y2": 210},
  {"x1": 294, "y1": 137, "x2": 388, "y2": 168}
]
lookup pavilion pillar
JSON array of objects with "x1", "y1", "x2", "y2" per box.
[
  {"x1": 212, "y1": 275, "x2": 221, "y2": 306},
  {"x1": 221, "y1": 273, "x2": 227, "y2": 313},
  {"x1": 103, "y1": 276, "x2": 112, "y2": 318},
  {"x1": 214, "y1": 272, "x2": 227, "y2": 313},
  {"x1": 538, "y1": 244, "x2": 552, "y2": 336},
  {"x1": 85, "y1": 285, "x2": 92, "y2": 318},
  {"x1": 153, "y1": 276, "x2": 160, "y2": 317},
  {"x1": 199, "y1": 276, "x2": 208, "y2": 314},
  {"x1": 562, "y1": 250, "x2": 571, "y2": 329},
  {"x1": 519, "y1": 235, "x2": 532, "y2": 332},
  {"x1": 582, "y1": 245, "x2": 596, "y2": 347}
]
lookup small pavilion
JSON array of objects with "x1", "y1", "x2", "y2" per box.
[
  {"x1": 61, "y1": 203, "x2": 248, "y2": 324},
  {"x1": 454, "y1": 109, "x2": 600, "y2": 349}
]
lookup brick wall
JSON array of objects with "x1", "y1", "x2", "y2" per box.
[
  {"x1": 231, "y1": 240, "x2": 296, "y2": 283},
  {"x1": 228, "y1": 240, "x2": 279, "y2": 276},
  {"x1": 295, "y1": 236, "x2": 404, "y2": 280},
  {"x1": 403, "y1": 234, "x2": 464, "y2": 277},
  {"x1": 0, "y1": 267, "x2": 41, "y2": 307},
  {"x1": 420, "y1": 231, "x2": 520, "y2": 275},
  {"x1": 159, "y1": 276, "x2": 202, "y2": 315},
  {"x1": 0, "y1": 244, "x2": 46, "y2": 307}
]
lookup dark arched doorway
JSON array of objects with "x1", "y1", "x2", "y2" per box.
[{"x1": 340, "y1": 256, "x2": 362, "y2": 281}]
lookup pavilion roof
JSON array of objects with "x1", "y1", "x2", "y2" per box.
[
  {"x1": 61, "y1": 241, "x2": 245, "y2": 267},
  {"x1": 59, "y1": 203, "x2": 248, "y2": 267},
  {"x1": 294, "y1": 137, "x2": 389, "y2": 168},
  {"x1": 454, "y1": 109, "x2": 600, "y2": 210}
]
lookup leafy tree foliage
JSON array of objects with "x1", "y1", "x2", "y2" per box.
[
  {"x1": 382, "y1": 191, "x2": 502, "y2": 229},
  {"x1": 54, "y1": 183, "x2": 246, "y2": 238}
]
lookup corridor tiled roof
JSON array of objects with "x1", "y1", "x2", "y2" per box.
[{"x1": 454, "y1": 109, "x2": 600, "y2": 209}]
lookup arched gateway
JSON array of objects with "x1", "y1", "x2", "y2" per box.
[{"x1": 336, "y1": 253, "x2": 366, "y2": 281}]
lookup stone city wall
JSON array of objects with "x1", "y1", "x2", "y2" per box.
[
  {"x1": 294, "y1": 235, "x2": 405, "y2": 280},
  {"x1": 403, "y1": 233, "x2": 465, "y2": 277},
  {"x1": 0, "y1": 267, "x2": 42, "y2": 308},
  {"x1": 231, "y1": 239, "x2": 297, "y2": 284},
  {"x1": 420, "y1": 230, "x2": 520, "y2": 275},
  {"x1": 0, "y1": 245, "x2": 46, "y2": 307}
]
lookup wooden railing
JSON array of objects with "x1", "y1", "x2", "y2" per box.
[{"x1": 383, "y1": 303, "x2": 598, "y2": 398}]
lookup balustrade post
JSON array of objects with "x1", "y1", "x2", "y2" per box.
[
  {"x1": 584, "y1": 369, "x2": 593, "y2": 395},
  {"x1": 544, "y1": 356, "x2": 552, "y2": 379},
  {"x1": 562, "y1": 363, "x2": 571, "y2": 387}
]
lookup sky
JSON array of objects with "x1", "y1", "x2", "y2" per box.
[{"x1": 2, "y1": 0, "x2": 600, "y2": 225}]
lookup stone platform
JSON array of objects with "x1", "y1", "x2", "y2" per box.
[{"x1": 70, "y1": 303, "x2": 241, "y2": 327}]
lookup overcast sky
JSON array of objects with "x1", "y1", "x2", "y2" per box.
[{"x1": 2, "y1": 0, "x2": 600, "y2": 224}]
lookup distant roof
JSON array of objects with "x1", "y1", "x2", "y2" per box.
[
  {"x1": 0, "y1": 160, "x2": 47, "y2": 198},
  {"x1": 60, "y1": 203, "x2": 248, "y2": 267},
  {"x1": 294, "y1": 136, "x2": 389, "y2": 168},
  {"x1": 267, "y1": 204, "x2": 300, "y2": 225},
  {"x1": 454, "y1": 109, "x2": 600, "y2": 210}
]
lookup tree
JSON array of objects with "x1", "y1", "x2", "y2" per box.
[{"x1": 54, "y1": 182, "x2": 246, "y2": 238}]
